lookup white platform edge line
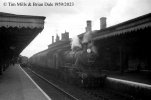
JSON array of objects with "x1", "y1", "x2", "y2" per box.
[
  {"x1": 107, "y1": 77, "x2": 151, "y2": 89},
  {"x1": 19, "y1": 65, "x2": 51, "y2": 100}
]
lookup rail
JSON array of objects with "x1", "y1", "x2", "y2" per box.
[{"x1": 27, "y1": 68, "x2": 79, "y2": 100}]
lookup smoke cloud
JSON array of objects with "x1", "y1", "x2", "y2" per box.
[{"x1": 71, "y1": 35, "x2": 82, "y2": 50}]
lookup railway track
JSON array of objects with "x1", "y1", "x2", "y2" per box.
[
  {"x1": 23, "y1": 67, "x2": 79, "y2": 100},
  {"x1": 23, "y1": 66, "x2": 135, "y2": 100}
]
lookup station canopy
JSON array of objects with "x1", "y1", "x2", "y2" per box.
[{"x1": 0, "y1": 12, "x2": 45, "y2": 63}]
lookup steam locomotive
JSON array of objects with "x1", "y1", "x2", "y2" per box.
[{"x1": 29, "y1": 40, "x2": 106, "y2": 88}]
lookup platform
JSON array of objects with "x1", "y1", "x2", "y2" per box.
[{"x1": 0, "y1": 64, "x2": 51, "y2": 100}]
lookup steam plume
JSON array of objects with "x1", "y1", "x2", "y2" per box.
[{"x1": 71, "y1": 36, "x2": 82, "y2": 51}]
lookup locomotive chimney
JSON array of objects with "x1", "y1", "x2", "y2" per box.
[
  {"x1": 85, "y1": 20, "x2": 92, "y2": 32},
  {"x1": 52, "y1": 36, "x2": 54, "y2": 43},
  {"x1": 100, "y1": 17, "x2": 106, "y2": 30}
]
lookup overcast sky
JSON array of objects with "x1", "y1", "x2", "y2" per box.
[{"x1": 0, "y1": 0, "x2": 151, "y2": 57}]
